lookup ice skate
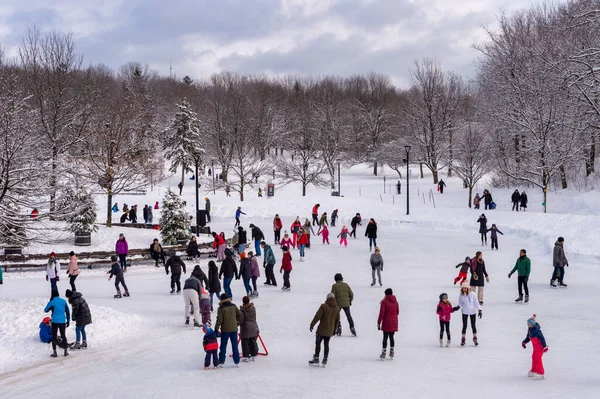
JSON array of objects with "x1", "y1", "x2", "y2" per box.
[
  {"x1": 170, "y1": 290, "x2": 176, "y2": 295},
  {"x1": 380, "y1": 349, "x2": 386, "y2": 360},
  {"x1": 336, "y1": 325, "x2": 342, "y2": 336},
  {"x1": 50, "y1": 351, "x2": 58, "y2": 358},
  {"x1": 446, "y1": 339, "x2": 451, "y2": 347},
  {"x1": 185, "y1": 318, "x2": 190, "y2": 326},
  {"x1": 515, "y1": 295, "x2": 523, "y2": 303},
  {"x1": 72, "y1": 342, "x2": 81, "y2": 350},
  {"x1": 123, "y1": 291, "x2": 130, "y2": 297},
  {"x1": 350, "y1": 326, "x2": 357, "y2": 337},
  {"x1": 242, "y1": 357, "x2": 250, "y2": 363},
  {"x1": 527, "y1": 371, "x2": 534, "y2": 377},
  {"x1": 473, "y1": 336, "x2": 479, "y2": 346},
  {"x1": 81, "y1": 341, "x2": 87, "y2": 349},
  {"x1": 64, "y1": 349, "x2": 69, "y2": 357},
  {"x1": 193, "y1": 322, "x2": 201, "y2": 329},
  {"x1": 558, "y1": 282, "x2": 567, "y2": 287},
  {"x1": 550, "y1": 279, "x2": 557, "y2": 287},
  {"x1": 308, "y1": 355, "x2": 320, "y2": 366},
  {"x1": 524, "y1": 295, "x2": 529, "y2": 303},
  {"x1": 371, "y1": 282, "x2": 375, "y2": 287},
  {"x1": 204, "y1": 366, "x2": 210, "y2": 370},
  {"x1": 461, "y1": 335, "x2": 466, "y2": 347},
  {"x1": 114, "y1": 292, "x2": 122, "y2": 298},
  {"x1": 532, "y1": 373, "x2": 545, "y2": 380},
  {"x1": 389, "y1": 348, "x2": 394, "y2": 359},
  {"x1": 321, "y1": 358, "x2": 327, "y2": 367}
]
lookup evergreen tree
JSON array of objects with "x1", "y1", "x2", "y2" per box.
[
  {"x1": 0, "y1": 201, "x2": 28, "y2": 247},
  {"x1": 66, "y1": 189, "x2": 98, "y2": 233},
  {"x1": 159, "y1": 188, "x2": 190, "y2": 245},
  {"x1": 162, "y1": 98, "x2": 204, "y2": 188}
]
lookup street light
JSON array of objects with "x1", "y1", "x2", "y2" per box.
[
  {"x1": 194, "y1": 152, "x2": 202, "y2": 236},
  {"x1": 404, "y1": 146, "x2": 411, "y2": 215},
  {"x1": 212, "y1": 160, "x2": 215, "y2": 195}
]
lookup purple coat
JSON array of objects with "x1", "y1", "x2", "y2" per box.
[
  {"x1": 115, "y1": 239, "x2": 129, "y2": 255},
  {"x1": 250, "y1": 257, "x2": 261, "y2": 277}
]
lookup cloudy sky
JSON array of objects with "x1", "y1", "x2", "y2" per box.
[{"x1": 0, "y1": 0, "x2": 553, "y2": 87}]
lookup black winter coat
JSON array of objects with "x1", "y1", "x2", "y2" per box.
[
  {"x1": 208, "y1": 263, "x2": 221, "y2": 293},
  {"x1": 69, "y1": 292, "x2": 92, "y2": 327},
  {"x1": 165, "y1": 255, "x2": 186, "y2": 275},
  {"x1": 191, "y1": 267, "x2": 209, "y2": 288},
  {"x1": 238, "y1": 229, "x2": 248, "y2": 244},
  {"x1": 483, "y1": 192, "x2": 493, "y2": 205},
  {"x1": 511, "y1": 191, "x2": 521, "y2": 203},
  {"x1": 187, "y1": 240, "x2": 199, "y2": 254},
  {"x1": 520, "y1": 194, "x2": 528, "y2": 208},
  {"x1": 251, "y1": 227, "x2": 264, "y2": 241},
  {"x1": 365, "y1": 223, "x2": 377, "y2": 238},
  {"x1": 477, "y1": 216, "x2": 488, "y2": 234},
  {"x1": 219, "y1": 256, "x2": 238, "y2": 279},
  {"x1": 351, "y1": 216, "x2": 361, "y2": 228},
  {"x1": 239, "y1": 258, "x2": 252, "y2": 280},
  {"x1": 470, "y1": 259, "x2": 488, "y2": 287}
]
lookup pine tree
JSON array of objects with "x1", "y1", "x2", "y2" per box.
[
  {"x1": 0, "y1": 201, "x2": 28, "y2": 247},
  {"x1": 162, "y1": 98, "x2": 204, "y2": 188},
  {"x1": 159, "y1": 188, "x2": 190, "y2": 245},
  {"x1": 67, "y1": 189, "x2": 98, "y2": 233}
]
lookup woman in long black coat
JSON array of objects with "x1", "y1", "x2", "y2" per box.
[
  {"x1": 364, "y1": 218, "x2": 378, "y2": 251},
  {"x1": 469, "y1": 251, "x2": 489, "y2": 305},
  {"x1": 477, "y1": 214, "x2": 488, "y2": 246},
  {"x1": 66, "y1": 290, "x2": 92, "y2": 349},
  {"x1": 520, "y1": 191, "x2": 528, "y2": 211},
  {"x1": 208, "y1": 260, "x2": 221, "y2": 309}
]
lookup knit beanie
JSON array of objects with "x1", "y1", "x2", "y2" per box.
[
  {"x1": 243, "y1": 296, "x2": 250, "y2": 304},
  {"x1": 527, "y1": 314, "x2": 537, "y2": 327},
  {"x1": 65, "y1": 289, "x2": 73, "y2": 298},
  {"x1": 384, "y1": 288, "x2": 393, "y2": 296},
  {"x1": 220, "y1": 293, "x2": 229, "y2": 301}
]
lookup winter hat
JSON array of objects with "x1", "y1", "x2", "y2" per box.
[
  {"x1": 111, "y1": 255, "x2": 118, "y2": 262},
  {"x1": 334, "y1": 273, "x2": 343, "y2": 282},
  {"x1": 465, "y1": 256, "x2": 471, "y2": 261},
  {"x1": 193, "y1": 265, "x2": 201, "y2": 272},
  {"x1": 65, "y1": 289, "x2": 73, "y2": 298},
  {"x1": 260, "y1": 241, "x2": 266, "y2": 246},
  {"x1": 202, "y1": 323, "x2": 213, "y2": 334},
  {"x1": 249, "y1": 224, "x2": 255, "y2": 229},
  {"x1": 42, "y1": 316, "x2": 51, "y2": 324},
  {"x1": 50, "y1": 252, "x2": 56, "y2": 257},
  {"x1": 243, "y1": 296, "x2": 250, "y2": 304},
  {"x1": 282, "y1": 246, "x2": 288, "y2": 251},
  {"x1": 558, "y1": 237, "x2": 564, "y2": 243},
  {"x1": 326, "y1": 292, "x2": 335, "y2": 300},
  {"x1": 69, "y1": 251, "x2": 75, "y2": 256},
  {"x1": 119, "y1": 233, "x2": 124, "y2": 237},
  {"x1": 384, "y1": 288, "x2": 393, "y2": 295},
  {"x1": 220, "y1": 293, "x2": 229, "y2": 301},
  {"x1": 439, "y1": 293, "x2": 448, "y2": 301},
  {"x1": 527, "y1": 314, "x2": 537, "y2": 327},
  {"x1": 375, "y1": 246, "x2": 380, "y2": 252},
  {"x1": 461, "y1": 282, "x2": 470, "y2": 289},
  {"x1": 205, "y1": 198, "x2": 209, "y2": 201}
]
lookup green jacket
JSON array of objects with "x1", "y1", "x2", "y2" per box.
[
  {"x1": 310, "y1": 298, "x2": 340, "y2": 337},
  {"x1": 331, "y1": 281, "x2": 353, "y2": 308},
  {"x1": 205, "y1": 199, "x2": 211, "y2": 212},
  {"x1": 215, "y1": 298, "x2": 242, "y2": 333},
  {"x1": 510, "y1": 256, "x2": 531, "y2": 277}
]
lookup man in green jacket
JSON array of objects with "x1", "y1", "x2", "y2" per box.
[
  {"x1": 508, "y1": 249, "x2": 531, "y2": 303},
  {"x1": 331, "y1": 273, "x2": 355, "y2": 336},
  {"x1": 309, "y1": 292, "x2": 340, "y2": 366},
  {"x1": 215, "y1": 293, "x2": 242, "y2": 366}
]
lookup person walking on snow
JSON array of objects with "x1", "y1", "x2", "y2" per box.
[
  {"x1": 107, "y1": 255, "x2": 129, "y2": 298},
  {"x1": 331, "y1": 273, "x2": 356, "y2": 336},
  {"x1": 437, "y1": 179, "x2": 446, "y2": 194},
  {"x1": 205, "y1": 197, "x2": 211, "y2": 223},
  {"x1": 350, "y1": 213, "x2": 362, "y2": 238},
  {"x1": 522, "y1": 314, "x2": 549, "y2": 379},
  {"x1": 235, "y1": 207, "x2": 246, "y2": 227},
  {"x1": 65, "y1": 289, "x2": 92, "y2": 350},
  {"x1": 453, "y1": 257, "x2": 471, "y2": 285},
  {"x1": 436, "y1": 293, "x2": 460, "y2": 347},
  {"x1": 214, "y1": 293, "x2": 242, "y2": 367},
  {"x1": 470, "y1": 251, "x2": 489, "y2": 305},
  {"x1": 249, "y1": 224, "x2": 264, "y2": 256},
  {"x1": 183, "y1": 274, "x2": 202, "y2": 328},
  {"x1": 509, "y1": 249, "x2": 531, "y2": 303},
  {"x1": 280, "y1": 246, "x2": 293, "y2": 291},
  {"x1": 115, "y1": 233, "x2": 129, "y2": 272},
  {"x1": 477, "y1": 214, "x2": 488, "y2": 246},
  {"x1": 273, "y1": 214, "x2": 283, "y2": 244},
  {"x1": 297, "y1": 228, "x2": 309, "y2": 261},
  {"x1": 377, "y1": 288, "x2": 399, "y2": 360},
  {"x1": 365, "y1": 218, "x2": 378, "y2": 251},
  {"x1": 312, "y1": 204, "x2": 320, "y2": 226},
  {"x1": 370, "y1": 247, "x2": 384, "y2": 287},
  {"x1": 290, "y1": 217, "x2": 302, "y2": 248},
  {"x1": 261, "y1": 241, "x2": 277, "y2": 287},
  {"x1": 212, "y1": 232, "x2": 227, "y2": 261},
  {"x1": 165, "y1": 253, "x2": 187, "y2": 294},
  {"x1": 511, "y1": 189, "x2": 521, "y2": 212},
  {"x1": 551, "y1": 237, "x2": 568, "y2": 287},
  {"x1": 318, "y1": 224, "x2": 330, "y2": 244},
  {"x1": 46, "y1": 252, "x2": 61, "y2": 293},
  {"x1": 239, "y1": 296, "x2": 259, "y2": 361},
  {"x1": 219, "y1": 251, "x2": 239, "y2": 299},
  {"x1": 458, "y1": 282, "x2": 482, "y2": 346},
  {"x1": 520, "y1": 191, "x2": 528, "y2": 211},
  {"x1": 331, "y1": 209, "x2": 338, "y2": 227},
  {"x1": 487, "y1": 224, "x2": 504, "y2": 250},
  {"x1": 473, "y1": 194, "x2": 481, "y2": 209},
  {"x1": 44, "y1": 289, "x2": 71, "y2": 358},
  {"x1": 309, "y1": 292, "x2": 340, "y2": 366},
  {"x1": 337, "y1": 226, "x2": 349, "y2": 247},
  {"x1": 67, "y1": 251, "x2": 80, "y2": 292}
]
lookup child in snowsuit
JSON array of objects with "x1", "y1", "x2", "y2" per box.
[
  {"x1": 454, "y1": 257, "x2": 471, "y2": 285},
  {"x1": 337, "y1": 226, "x2": 349, "y2": 247},
  {"x1": 39, "y1": 317, "x2": 53, "y2": 343},
  {"x1": 318, "y1": 224, "x2": 330, "y2": 244},
  {"x1": 487, "y1": 224, "x2": 504, "y2": 250},
  {"x1": 200, "y1": 286, "x2": 211, "y2": 326},
  {"x1": 473, "y1": 194, "x2": 481, "y2": 209},
  {"x1": 436, "y1": 293, "x2": 460, "y2": 347},
  {"x1": 107, "y1": 255, "x2": 129, "y2": 298},
  {"x1": 280, "y1": 233, "x2": 294, "y2": 250},
  {"x1": 280, "y1": 246, "x2": 293, "y2": 291},
  {"x1": 202, "y1": 324, "x2": 219, "y2": 370},
  {"x1": 522, "y1": 314, "x2": 548, "y2": 379}
]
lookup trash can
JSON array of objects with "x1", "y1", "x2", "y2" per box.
[
  {"x1": 267, "y1": 184, "x2": 275, "y2": 197},
  {"x1": 331, "y1": 191, "x2": 340, "y2": 197},
  {"x1": 74, "y1": 232, "x2": 92, "y2": 246}
]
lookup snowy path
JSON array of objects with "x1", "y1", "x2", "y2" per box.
[{"x1": 1, "y1": 219, "x2": 599, "y2": 399}]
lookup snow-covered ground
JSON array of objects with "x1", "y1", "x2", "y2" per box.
[{"x1": 1, "y1": 165, "x2": 599, "y2": 399}]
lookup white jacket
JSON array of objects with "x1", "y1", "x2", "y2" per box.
[
  {"x1": 46, "y1": 259, "x2": 61, "y2": 279},
  {"x1": 458, "y1": 291, "x2": 481, "y2": 315}
]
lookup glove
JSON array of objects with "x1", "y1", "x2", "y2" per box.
[
  {"x1": 452, "y1": 306, "x2": 460, "y2": 311},
  {"x1": 310, "y1": 326, "x2": 313, "y2": 332},
  {"x1": 280, "y1": 269, "x2": 283, "y2": 274},
  {"x1": 377, "y1": 323, "x2": 381, "y2": 331},
  {"x1": 478, "y1": 310, "x2": 482, "y2": 319},
  {"x1": 508, "y1": 273, "x2": 512, "y2": 278},
  {"x1": 56, "y1": 276, "x2": 60, "y2": 282},
  {"x1": 522, "y1": 342, "x2": 526, "y2": 349},
  {"x1": 0, "y1": 280, "x2": 3, "y2": 285},
  {"x1": 436, "y1": 306, "x2": 442, "y2": 313},
  {"x1": 66, "y1": 321, "x2": 70, "y2": 328},
  {"x1": 46, "y1": 275, "x2": 49, "y2": 281},
  {"x1": 543, "y1": 346, "x2": 549, "y2": 353},
  {"x1": 485, "y1": 276, "x2": 489, "y2": 283}
]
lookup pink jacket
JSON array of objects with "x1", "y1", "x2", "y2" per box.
[
  {"x1": 280, "y1": 237, "x2": 294, "y2": 249},
  {"x1": 250, "y1": 257, "x2": 261, "y2": 277},
  {"x1": 318, "y1": 227, "x2": 329, "y2": 239},
  {"x1": 436, "y1": 301, "x2": 457, "y2": 322},
  {"x1": 68, "y1": 256, "x2": 80, "y2": 276}
]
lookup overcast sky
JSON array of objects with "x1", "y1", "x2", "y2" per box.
[{"x1": 0, "y1": 0, "x2": 554, "y2": 88}]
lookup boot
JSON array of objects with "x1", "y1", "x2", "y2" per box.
[
  {"x1": 193, "y1": 321, "x2": 201, "y2": 329},
  {"x1": 308, "y1": 355, "x2": 320, "y2": 365},
  {"x1": 170, "y1": 290, "x2": 176, "y2": 294},
  {"x1": 439, "y1": 339, "x2": 443, "y2": 347},
  {"x1": 336, "y1": 324, "x2": 342, "y2": 336},
  {"x1": 123, "y1": 291, "x2": 130, "y2": 297},
  {"x1": 185, "y1": 317, "x2": 190, "y2": 326},
  {"x1": 81, "y1": 341, "x2": 87, "y2": 349},
  {"x1": 114, "y1": 292, "x2": 122, "y2": 298},
  {"x1": 50, "y1": 351, "x2": 58, "y2": 358},
  {"x1": 72, "y1": 342, "x2": 81, "y2": 350},
  {"x1": 524, "y1": 295, "x2": 529, "y2": 303},
  {"x1": 389, "y1": 348, "x2": 394, "y2": 359},
  {"x1": 473, "y1": 335, "x2": 479, "y2": 346},
  {"x1": 322, "y1": 358, "x2": 327, "y2": 366},
  {"x1": 515, "y1": 295, "x2": 523, "y2": 303},
  {"x1": 559, "y1": 282, "x2": 568, "y2": 287},
  {"x1": 446, "y1": 339, "x2": 451, "y2": 347},
  {"x1": 371, "y1": 282, "x2": 375, "y2": 287},
  {"x1": 64, "y1": 348, "x2": 69, "y2": 357},
  {"x1": 350, "y1": 326, "x2": 357, "y2": 337},
  {"x1": 550, "y1": 279, "x2": 557, "y2": 287},
  {"x1": 461, "y1": 335, "x2": 466, "y2": 347},
  {"x1": 380, "y1": 349, "x2": 386, "y2": 359}
]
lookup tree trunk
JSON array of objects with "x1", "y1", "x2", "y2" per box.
[
  {"x1": 586, "y1": 142, "x2": 595, "y2": 176},
  {"x1": 49, "y1": 146, "x2": 58, "y2": 220},
  {"x1": 447, "y1": 131, "x2": 453, "y2": 178},
  {"x1": 543, "y1": 187, "x2": 547, "y2": 214},
  {"x1": 468, "y1": 185, "x2": 472, "y2": 208},
  {"x1": 181, "y1": 167, "x2": 185, "y2": 189},
  {"x1": 432, "y1": 170, "x2": 439, "y2": 184},
  {"x1": 373, "y1": 161, "x2": 378, "y2": 176},
  {"x1": 419, "y1": 162, "x2": 424, "y2": 179},
  {"x1": 106, "y1": 191, "x2": 113, "y2": 227},
  {"x1": 559, "y1": 165, "x2": 568, "y2": 189}
]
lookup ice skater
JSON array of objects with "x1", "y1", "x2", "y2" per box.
[
  {"x1": 44, "y1": 289, "x2": 71, "y2": 357},
  {"x1": 318, "y1": 224, "x2": 330, "y2": 244},
  {"x1": 370, "y1": 247, "x2": 384, "y2": 287},
  {"x1": 107, "y1": 255, "x2": 130, "y2": 298},
  {"x1": 331, "y1": 273, "x2": 355, "y2": 336},
  {"x1": 458, "y1": 283, "x2": 482, "y2": 346},
  {"x1": 337, "y1": 226, "x2": 349, "y2": 247},
  {"x1": 377, "y1": 288, "x2": 399, "y2": 360},
  {"x1": 203, "y1": 324, "x2": 219, "y2": 370},
  {"x1": 487, "y1": 224, "x2": 503, "y2": 250},
  {"x1": 454, "y1": 256, "x2": 470, "y2": 285},
  {"x1": 280, "y1": 246, "x2": 292, "y2": 291},
  {"x1": 522, "y1": 314, "x2": 549, "y2": 380},
  {"x1": 309, "y1": 292, "x2": 340, "y2": 367},
  {"x1": 477, "y1": 214, "x2": 488, "y2": 245},
  {"x1": 508, "y1": 249, "x2": 531, "y2": 303},
  {"x1": 235, "y1": 207, "x2": 246, "y2": 227},
  {"x1": 436, "y1": 293, "x2": 460, "y2": 347}
]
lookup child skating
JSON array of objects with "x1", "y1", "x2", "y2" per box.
[
  {"x1": 202, "y1": 324, "x2": 219, "y2": 370},
  {"x1": 280, "y1": 246, "x2": 292, "y2": 291},
  {"x1": 337, "y1": 226, "x2": 349, "y2": 247},
  {"x1": 107, "y1": 255, "x2": 129, "y2": 298},
  {"x1": 318, "y1": 224, "x2": 330, "y2": 244},
  {"x1": 458, "y1": 283, "x2": 482, "y2": 346},
  {"x1": 522, "y1": 314, "x2": 548, "y2": 380},
  {"x1": 436, "y1": 293, "x2": 460, "y2": 347},
  {"x1": 453, "y1": 256, "x2": 471, "y2": 285},
  {"x1": 487, "y1": 224, "x2": 504, "y2": 250},
  {"x1": 280, "y1": 232, "x2": 294, "y2": 250}
]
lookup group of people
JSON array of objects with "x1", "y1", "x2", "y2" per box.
[
  {"x1": 472, "y1": 188, "x2": 528, "y2": 211},
  {"x1": 114, "y1": 202, "x2": 160, "y2": 224}
]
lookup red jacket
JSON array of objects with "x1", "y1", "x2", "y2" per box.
[
  {"x1": 312, "y1": 205, "x2": 319, "y2": 215},
  {"x1": 273, "y1": 218, "x2": 283, "y2": 231},
  {"x1": 298, "y1": 233, "x2": 309, "y2": 245},
  {"x1": 291, "y1": 221, "x2": 302, "y2": 234},
  {"x1": 213, "y1": 234, "x2": 226, "y2": 249},
  {"x1": 378, "y1": 295, "x2": 399, "y2": 332},
  {"x1": 280, "y1": 252, "x2": 293, "y2": 272}
]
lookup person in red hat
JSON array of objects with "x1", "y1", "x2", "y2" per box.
[
  {"x1": 39, "y1": 317, "x2": 52, "y2": 343},
  {"x1": 46, "y1": 252, "x2": 61, "y2": 292}
]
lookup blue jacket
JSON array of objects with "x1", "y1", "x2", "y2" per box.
[
  {"x1": 263, "y1": 245, "x2": 276, "y2": 265},
  {"x1": 39, "y1": 322, "x2": 52, "y2": 343},
  {"x1": 523, "y1": 323, "x2": 547, "y2": 347},
  {"x1": 108, "y1": 262, "x2": 123, "y2": 278},
  {"x1": 44, "y1": 297, "x2": 70, "y2": 324},
  {"x1": 235, "y1": 209, "x2": 245, "y2": 218}
]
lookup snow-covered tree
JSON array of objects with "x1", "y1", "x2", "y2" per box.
[
  {"x1": 66, "y1": 189, "x2": 98, "y2": 233},
  {"x1": 159, "y1": 188, "x2": 190, "y2": 244},
  {"x1": 0, "y1": 201, "x2": 28, "y2": 247},
  {"x1": 162, "y1": 97, "x2": 204, "y2": 189}
]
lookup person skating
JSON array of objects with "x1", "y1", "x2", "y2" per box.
[
  {"x1": 318, "y1": 224, "x2": 330, "y2": 244},
  {"x1": 436, "y1": 293, "x2": 460, "y2": 347},
  {"x1": 509, "y1": 249, "x2": 531, "y2": 303},
  {"x1": 511, "y1": 189, "x2": 521, "y2": 212},
  {"x1": 319, "y1": 212, "x2": 328, "y2": 228},
  {"x1": 165, "y1": 252, "x2": 187, "y2": 294},
  {"x1": 249, "y1": 251, "x2": 261, "y2": 298},
  {"x1": 214, "y1": 293, "x2": 242, "y2": 367},
  {"x1": 261, "y1": 241, "x2": 277, "y2": 287},
  {"x1": 290, "y1": 217, "x2": 302, "y2": 248},
  {"x1": 522, "y1": 314, "x2": 549, "y2": 380},
  {"x1": 239, "y1": 296, "x2": 259, "y2": 362},
  {"x1": 520, "y1": 191, "x2": 528, "y2": 211},
  {"x1": 273, "y1": 214, "x2": 283, "y2": 244},
  {"x1": 297, "y1": 227, "x2": 309, "y2": 261},
  {"x1": 200, "y1": 285, "x2": 212, "y2": 326},
  {"x1": 350, "y1": 213, "x2": 362, "y2": 238},
  {"x1": 473, "y1": 193, "x2": 481, "y2": 209},
  {"x1": 477, "y1": 214, "x2": 488, "y2": 246},
  {"x1": 67, "y1": 251, "x2": 80, "y2": 291},
  {"x1": 190, "y1": 264, "x2": 209, "y2": 290},
  {"x1": 377, "y1": 288, "x2": 399, "y2": 360},
  {"x1": 331, "y1": 209, "x2": 338, "y2": 227},
  {"x1": 107, "y1": 255, "x2": 129, "y2": 298},
  {"x1": 337, "y1": 226, "x2": 349, "y2": 247},
  {"x1": 303, "y1": 218, "x2": 315, "y2": 248},
  {"x1": 183, "y1": 273, "x2": 202, "y2": 328},
  {"x1": 453, "y1": 256, "x2": 471, "y2": 285},
  {"x1": 239, "y1": 252, "x2": 252, "y2": 297},
  {"x1": 129, "y1": 205, "x2": 138, "y2": 223},
  {"x1": 470, "y1": 251, "x2": 489, "y2": 305},
  {"x1": 331, "y1": 273, "x2": 355, "y2": 336},
  {"x1": 249, "y1": 224, "x2": 265, "y2": 256},
  {"x1": 208, "y1": 261, "x2": 221, "y2": 309},
  {"x1": 115, "y1": 233, "x2": 129, "y2": 272},
  {"x1": 551, "y1": 237, "x2": 569, "y2": 287},
  {"x1": 309, "y1": 292, "x2": 340, "y2": 367},
  {"x1": 238, "y1": 226, "x2": 248, "y2": 254},
  {"x1": 46, "y1": 252, "x2": 61, "y2": 293},
  {"x1": 205, "y1": 197, "x2": 211, "y2": 223},
  {"x1": 150, "y1": 238, "x2": 165, "y2": 267},
  {"x1": 438, "y1": 179, "x2": 446, "y2": 194},
  {"x1": 187, "y1": 236, "x2": 200, "y2": 258},
  {"x1": 482, "y1": 189, "x2": 493, "y2": 210},
  {"x1": 219, "y1": 250, "x2": 239, "y2": 299},
  {"x1": 311, "y1": 203, "x2": 320, "y2": 226},
  {"x1": 365, "y1": 218, "x2": 378, "y2": 251},
  {"x1": 235, "y1": 207, "x2": 246, "y2": 227},
  {"x1": 458, "y1": 283, "x2": 482, "y2": 346},
  {"x1": 44, "y1": 289, "x2": 71, "y2": 357},
  {"x1": 280, "y1": 232, "x2": 294, "y2": 250},
  {"x1": 212, "y1": 232, "x2": 227, "y2": 261},
  {"x1": 280, "y1": 246, "x2": 293, "y2": 291},
  {"x1": 65, "y1": 289, "x2": 92, "y2": 349},
  {"x1": 370, "y1": 247, "x2": 384, "y2": 287},
  {"x1": 120, "y1": 210, "x2": 129, "y2": 224},
  {"x1": 487, "y1": 224, "x2": 504, "y2": 250},
  {"x1": 202, "y1": 324, "x2": 219, "y2": 370}
]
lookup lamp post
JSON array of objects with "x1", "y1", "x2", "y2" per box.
[
  {"x1": 337, "y1": 159, "x2": 341, "y2": 196},
  {"x1": 194, "y1": 153, "x2": 201, "y2": 236},
  {"x1": 212, "y1": 160, "x2": 215, "y2": 195},
  {"x1": 404, "y1": 146, "x2": 411, "y2": 215}
]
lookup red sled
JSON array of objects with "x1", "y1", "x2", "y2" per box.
[{"x1": 229, "y1": 333, "x2": 269, "y2": 357}]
